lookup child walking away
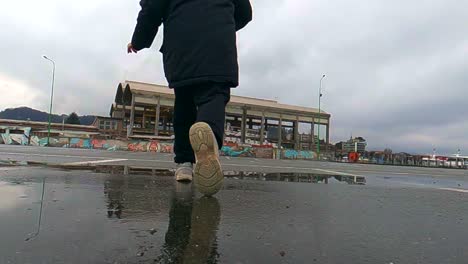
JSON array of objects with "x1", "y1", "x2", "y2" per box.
[{"x1": 128, "y1": 0, "x2": 252, "y2": 196}]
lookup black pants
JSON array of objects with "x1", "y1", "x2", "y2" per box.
[{"x1": 174, "y1": 82, "x2": 230, "y2": 164}]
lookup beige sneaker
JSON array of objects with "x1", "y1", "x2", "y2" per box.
[
  {"x1": 189, "y1": 122, "x2": 223, "y2": 196},
  {"x1": 175, "y1": 163, "x2": 193, "y2": 182}
]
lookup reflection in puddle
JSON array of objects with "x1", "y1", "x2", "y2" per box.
[
  {"x1": 96, "y1": 165, "x2": 174, "y2": 177},
  {"x1": 104, "y1": 178, "x2": 220, "y2": 263},
  {"x1": 97, "y1": 165, "x2": 366, "y2": 186},
  {"x1": 223, "y1": 172, "x2": 366, "y2": 185},
  {"x1": 0, "y1": 166, "x2": 364, "y2": 261},
  {"x1": 157, "y1": 193, "x2": 220, "y2": 263},
  {"x1": 0, "y1": 182, "x2": 29, "y2": 210}
]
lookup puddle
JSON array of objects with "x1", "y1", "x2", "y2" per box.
[
  {"x1": 223, "y1": 171, "x2": 366, "y2": 185},
  {"x1": 0, "y1": 182, "x2": 34, "y2": 210},
  {"x1": 2, "y1": 163, "x2": 366, "y2": 186},
  {"x1": 0, "y1": 166, "x2": 467, "y2": 263},
  {"x1": 94, "y1": 165, "x2": 367, "y2": 185},
  {"x1": 0, "y1": 168, "x2": 222, "y2": 263},
  {"x1": 95, "y1": 165, "x2": 173, "y2": 176}
]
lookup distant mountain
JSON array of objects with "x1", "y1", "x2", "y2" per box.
[
  {"x1": 0, "y1": 107, "x2": 96, "y2": 125},
  {"x1": 79, "y1": 115, "x2": 97, "y2": 125}
]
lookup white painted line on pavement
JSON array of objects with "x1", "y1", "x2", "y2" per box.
[
  {"x1": 438, "y1": 188, "x2": 468, "y2": 193},
  {"x1": 0, "y1": 151, "x2": 376, "y2": 175},
  {"x1": 314, "y1": 168, "x2": 362, "y2": 177},
  {"x1": 64, "y1": 159, "x2": 128, "y2": 166},
  {"x1": 336, "y1": 169, "x2": 459, "y2": 178},
  {"x1": 0, "y1": 152, "x2": 174, "y2": 164},
  {"x1": 350, "y1": 170, "x2": 410, "y2": 175},
  {"x1": 0, "y1": 152, "x2": 107, "y2": 160},
  {"x1": 222, "y1": 163, "x2": 361, "y2": 176},
  {"x1": 1, "y1": 151, "x2": 466, "y2": 180},
  {"x1": 0, "y1": 167, "x2": 23, "y2": 171}
]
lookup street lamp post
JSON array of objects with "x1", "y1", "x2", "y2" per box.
[
  {"x1": 317, "y1": 74, "x2": 326, "y2": 159},
  {"x1": 43, "y1": 56, "x2": 55, "y2": 146}
]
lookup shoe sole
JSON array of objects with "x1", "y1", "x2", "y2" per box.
[
  {"x1": 176, "y1": 174, "x2": 193, "y2": 182},
  {"x1": 189, "y1": 122, "x2": 223, "y2": 196}
]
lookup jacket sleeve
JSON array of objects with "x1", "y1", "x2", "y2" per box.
[
  {"x1": 234, "y1": 0, "x2": 252, "y2": 31},
  {"x1": 131, "y1": 0, "x2": 168, "y2": 51}
]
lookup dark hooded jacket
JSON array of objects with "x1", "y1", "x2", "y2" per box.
[{"x1": 131, "y1": 0, "x2": 252, "y2": 88}]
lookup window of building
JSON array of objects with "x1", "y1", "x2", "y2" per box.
[{"x1": 99, "y1": 120, "x2": 117, "y2": 130}]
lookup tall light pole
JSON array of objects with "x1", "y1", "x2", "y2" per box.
[
  {"x1": 317, "y1": 74, "x2": 326, "y2": 159},
  {"x1": 43, "y1": 55, "x2": 55, "y2": 146}
]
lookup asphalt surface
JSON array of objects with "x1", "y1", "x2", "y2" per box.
[
  {"x1": 0, "y1": 145, "x2": 468, "y2": 263},
  {"x1": 2, "y1": 145, "x2": 468, "y2": 180}
]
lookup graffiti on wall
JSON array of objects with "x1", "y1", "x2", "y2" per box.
[
  {"x1": 254, "y1": 147, "x2": 274, "y2": 159},
  {"x1": 220, "y1": 143, "x2": 275, "y2": 158},
  {"x1": 18, "y1": 136, "x2": 175, "y2": 153},
  {"x1": 70, "y1": 138, "x2": 92, "y2": 148},
  {"x1": 221, "y1": 146, "x2": 254, "y2": 157},
  {"x1": 126, "y1": 140, "x2": 173, "y2": 153},
  {"x1": 159, "y1": 143, "x2": 174, "y2": 153},
  {"x1": 282, "y1": 149, "x2": 316, "y2": 160},
  {"x1": 127, "y1": 141, "x2": 147, "y2": 152},
  {"x1": 91, "y1": 139, "x2": 111, "y2": 149},
  {"x1": 0, "y1": 127, "x2": 31, "y2": 145}
]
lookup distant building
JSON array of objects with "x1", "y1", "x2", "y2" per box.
[
  {"x1": 110, "y1": 81, "x2": 332, "y2": 150},
  {"x1": 336, "y1": 137, "x2": 367, "y2": 154},
  {"x1": 92, "y1": 116, "x2": 124, "y2": 139}
]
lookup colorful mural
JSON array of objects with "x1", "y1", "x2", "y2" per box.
[
  {"x1": 221, "y1": 146, "x2": 254, "y2": 157},
  {"x1": 20, "y1": 136, "x2": 175, "y2": 153},
  {"x1": 0, "y1": 133, "x2": 294, "y2": 159},
  {"x1": 220, "y1": 143, "x2": 275, "y2": 158},
  {"x1": 126, "y1": 140, "x2": 174, "y2": 153},
  {"x1": 127, "y1": 141, "x2": 147, "y2": 152},
  {"x1": 282, "y1": 149, "x2": 316, "y2": 160},
  {"x1": 252, "y1": 145, "x2": 274, "y2": 159},
  {"x1": 0, "y1": 127, "x2": 31, "y2": 145},
  {"x1": 70, "y1": 138, "x2": 92, "y2": 148}
]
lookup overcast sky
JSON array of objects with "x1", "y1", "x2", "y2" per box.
[{"x1": 1, "y1": 0, "x2": 467, "y2": 154}]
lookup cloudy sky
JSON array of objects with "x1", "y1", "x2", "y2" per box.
[{"x1": 1, "y1": 0, "x2": 467, "y2": 154}]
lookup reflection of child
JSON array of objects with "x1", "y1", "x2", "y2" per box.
[
  {"x1": 129, "y1": 0, "x2": 252, "y2": 196},
  {"x1": 157, "y1": 196, "x2": 220, "y2": 263}
]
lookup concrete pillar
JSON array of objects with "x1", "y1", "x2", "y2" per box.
[
  {"x1": 241, "y1": 107, "x2": 247, "y2": 144},
  {"x1": 260, "y1": 112, "x2": 265, "y2": 144},
  {"x1": 122, "y1": 104, "x2": 127, "y2": 127},
  {"x1": 310, "y1": 121, "x2": 315, "y2": 150},
  {"x1": 223, "y1": 114, "x2": 227, "y2": 143},
  {"x1": 294, "y1": 116, "x2": 300, "y2": 150},
  {"x1": 278, "y1": 115, "x2": 283, "y2": 159},
  {"x1": 326, "y1": 119, "x2": 330, "y2": 153},
  {"x1": 127, "y1": 94, "x2": 136, "y2": 137},
  {"x1": 154, "y1": 96, "x2": 161, "y2": 136},
  {"x1": 224, "y1": 114, "x2": 227, "y2": 131},
  {"x1": 142, "y1": 108, "x2": 146, "y2": 129}
]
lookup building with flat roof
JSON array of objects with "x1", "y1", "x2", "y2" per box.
[
  {"x1": 336, "y1": 137, "x2": 367, "y2": 154},
  {"x1": 110, "y1": 81, "x2": 331, "y2": 151}
]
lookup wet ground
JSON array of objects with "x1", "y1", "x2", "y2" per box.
[{"x1": 1, "y1": 166, "x2": 467, "y2": 264}]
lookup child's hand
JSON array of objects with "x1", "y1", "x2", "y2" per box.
[{"x1": 127, "y1": 43, "x2": 138, "y2": 54}]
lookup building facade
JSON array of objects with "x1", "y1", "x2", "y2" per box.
[
  {"x1": 336, "y1": 137, "x2": 367, "y2": 154},
  {"x1": 111, "y1": 81, "x2": 332, "y2": 151}
]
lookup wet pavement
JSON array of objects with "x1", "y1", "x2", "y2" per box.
[{"x1": 1, "y1": 166, "x2": 468, "y2": 264}]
